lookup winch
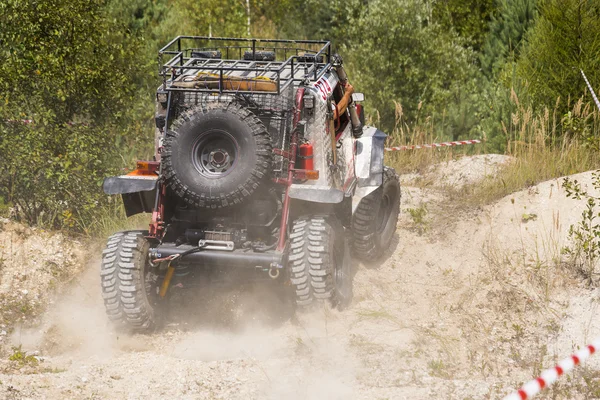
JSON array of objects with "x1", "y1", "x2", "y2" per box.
[{"x1": 184, "y1": 228, "x2": 247, "y2": 251}]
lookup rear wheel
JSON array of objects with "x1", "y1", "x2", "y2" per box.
[
  {"x1": 352, "y1": 167, "x2": 401, "y2": 261},
  {"x1": 288, "y1": 216, "x2": 352, "y2": 308},
  {"x1": 100, "y1": 231, "x2": 162, "y2": 333}
]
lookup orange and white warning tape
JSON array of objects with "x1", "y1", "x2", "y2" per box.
[
  {"x1": 503, "y1": 338, "x2": 600, "y2": 400},
  {"x1": 385, "y1": 139, "x2": 482, "y2": 152}
]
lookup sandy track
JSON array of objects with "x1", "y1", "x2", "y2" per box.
[{"x1": 2, "y1": 158, "x2": 600, "y2": 399}]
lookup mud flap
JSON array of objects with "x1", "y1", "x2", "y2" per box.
[
  {"x1": 103, "y1": 176, "x2": 157, "y2": 217},
  {"x1": 352, "y1": 126, "x2": 386, "y2": 212}
]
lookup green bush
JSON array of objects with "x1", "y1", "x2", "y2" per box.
[
  {"x1": 0, "y1": 0, "x2": 153, "y2": 231},
  {"x1": 0, "y1": 122, "x2": 121, "y2": 230},
  {"x1": 515, "y1": 0, "x2": 600, "y2": 113},
  {"x1": 563, "y1": 172, "x2": 600, "y2": 283},
  {"x1": 342, "y1": 0, "x2": 482, "y2": 138}
]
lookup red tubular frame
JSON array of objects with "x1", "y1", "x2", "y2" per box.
[
  {"x1": 149, "y1": 182, "x2": 166, "y2": 239},
  {"x1": 149, "y1": 87, "x2": 305, "y2": 248},
  {"x1": 276, "y1": 87, "x2": 305, "y2": 252}
]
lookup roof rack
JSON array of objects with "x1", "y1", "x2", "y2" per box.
[{"x1": 159, "y1": 36, "x2": 332, "y2": 96}]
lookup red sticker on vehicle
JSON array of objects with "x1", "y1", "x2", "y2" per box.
[{"x1": 314, "y1": 77, "x2": 332, "y2": 100}]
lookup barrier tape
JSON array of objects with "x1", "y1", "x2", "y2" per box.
[
  {"x1": 503, "y1": 338, "x2": 600, "y2": 400},
  {"x1": 581, "y1": 69, "x2": 600, "y2": 113},
  {"x1": 385, "y1": 139, "x2": 482, "y2": 152}
]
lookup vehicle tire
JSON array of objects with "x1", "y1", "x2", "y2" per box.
[
  {"x1": 100, "y1": 231, "x2": 162, "y2": 333},
  {"x1": 352, "y1": 167, "x2": 401, "y2": 261},
  {"x1": 162, "y1": 102, "x2": 272, "y2": 209},
  {"x1": 288, "y1": 216, "x2": 352, "y2": 308}
]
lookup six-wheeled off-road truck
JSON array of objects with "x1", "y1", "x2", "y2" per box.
[{"x1": 101, "y1": 37, "x2": 400, "y2": 332}]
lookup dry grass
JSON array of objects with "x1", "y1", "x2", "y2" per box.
[
  {"x1": 458, "y1": 96, "x2": 600, "y2": 206},
  {"x1": 384, "y1": 101, "x2": 483, "y2": 175},
  {"x1": 382, "y1": 92, "x2": 600, "y2": 207},
  {"x1": 386, "y1": 94, "x2": 600, "y2": 208},
  {"x1": 79, "y1": 197, "x2": 149, "y2": 239}
]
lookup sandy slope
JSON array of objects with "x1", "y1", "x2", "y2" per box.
[{"x1": 2, "y1": 156, "x2": 600, "y2": 400}]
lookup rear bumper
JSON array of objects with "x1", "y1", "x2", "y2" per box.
[{"x1": 149, "y1": 244, "x2": 285, "y2": 270}]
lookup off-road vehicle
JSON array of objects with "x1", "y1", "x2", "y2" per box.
[{"x1": 101, "y1": 37, "x2": 400, "y2": 332}]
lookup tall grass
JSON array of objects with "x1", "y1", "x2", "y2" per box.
[
  {"x1": 384, "y1": 101, "x2": 483, "y2": 175},
  {"x1": 77, "y1": 195, "x2": 149, "y2": 239},
  {"x1": 459, "y1": 94, "x2": 600, "y2": 205},
  {"x1": 384, "y1": 93, "x2": 600, "y2": 205}
]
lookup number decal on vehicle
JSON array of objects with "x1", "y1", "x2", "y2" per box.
[{"x1": 314, "y1": 77, "x2": 332, "y2": 100}]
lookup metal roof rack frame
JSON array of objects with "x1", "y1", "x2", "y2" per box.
[{"x1": 159, "y1": 36, "x2": 332, "y2": 96}]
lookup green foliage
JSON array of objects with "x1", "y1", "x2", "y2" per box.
[
  {"x1": 0, "y1": 0, "x2": 143, "y2": 124},
  {"x1": 480, "y1": 0, "x2": 537, "y2": 78},
  {"x1": 8, "y1": 346, "x2": 39, "y2": 368},
  {"x1": 274, "y1": 0, "x2": 361, "y2": 45},
  {"x1": 432, "y1": 0, "x2": 497, "y2": 52},
  {"x1": 0, "y1": 122, "x2": 119, "y2": 229},
  {"x1": 160, "y1": 0, "x2": 248, "y2": 38},
  {"x1": 153, "y1": 0, "x2": 289, "y2": 40},
  {"x1": 473, "y1": 0, "x2": 538, "y2": 148},
  {"x1": 563, "y1": 172, "x2": 600, "y2": 283},
  {"x1": 0, "y1": 0, "x2": 150, "y2": 230},
  {"x1": 562, "y1": 104, "x2": 599, "y2": 150},
  {"x1": 515, "y1": 0, "x2": 600, "y2": 111},
  {"x1": 107, "y1": 0, "x2": 169, "y2": 34},
  {"x1": 343, "y1": 0, "x2": 482, "y2": 138}
]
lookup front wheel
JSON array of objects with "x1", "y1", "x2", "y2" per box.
[
  {"x1": 288, "y1": 216, "x2": 352, "y2": 309},
  {"x1": 352, "y1": 167, "x2": 401, "y2": 261},
  {"x1": 100, "y1": 231, "x2": 163, "y2": 332}
]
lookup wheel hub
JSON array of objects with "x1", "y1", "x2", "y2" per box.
[
  {"x1": 191, "y1": 130, "x2": 238, "y2": 177},
  {"x1": 208, "y1": 149, "x2": 230, "y2": 169}
]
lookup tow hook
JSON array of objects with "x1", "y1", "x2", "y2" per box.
[
  {"x1": 268, "y1": 263, "x2": 283, "y2": 279},
  {"x1": 268, "y1": 267, "x2": 280, "y2": 279}
]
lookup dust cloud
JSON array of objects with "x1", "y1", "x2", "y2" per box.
[{"x1": 8, "y1": 257, "x2": 359, "y2": 400}]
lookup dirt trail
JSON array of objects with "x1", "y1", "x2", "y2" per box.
[{"x1": 2, "y1": 156, "x2": 600, "y2": 399}]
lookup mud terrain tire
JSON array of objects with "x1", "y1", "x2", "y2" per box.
[
  {"x1": 352, "y1": 167, "x2": 401, "y2": 261},
  {"x1": 101, "y1": 231, "x2": 161, "y2": 332},
  {"x1": 288, "y1": 216, "x2": 352, "y2": 308},
  {"x1": 162, "y1": 102, "x2": 272, "y2": 208}
]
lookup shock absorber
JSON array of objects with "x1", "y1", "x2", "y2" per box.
[{"x1": 334, "y1": 55, "x2": 363, "y2": 137}]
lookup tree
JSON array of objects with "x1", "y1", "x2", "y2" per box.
[
  {"x1": 516, "y1": 0, "x2": 600, "y2": 111},
  {"x1": 343, "y1": 0, "x2": 481, "y2": 139},
  {"x1": 432, "y1": 0, "x2": 497, "y2": 52},
  {"x1": 480, "y1": 0, "x2": 537, "y2": 79},
  {"x1": 272, "y1": 0, "x2": 363, "y2": 46},
  {"x1": 0, "y1": 0, "x2": 148, "y2": 229}
]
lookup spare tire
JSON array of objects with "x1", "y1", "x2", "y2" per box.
[{"x1": 162, "y1": 102, "x2": 272, "y2": 208}]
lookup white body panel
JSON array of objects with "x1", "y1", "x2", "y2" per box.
[{"x1": 289, "y1": 71, "x2": 358, "y2": 203}]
